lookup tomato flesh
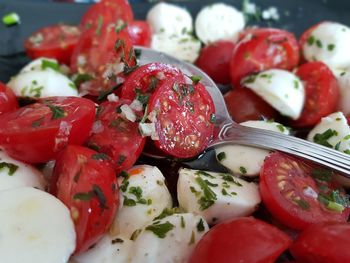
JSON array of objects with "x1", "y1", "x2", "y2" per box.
[
  {"x1": 0, "y1": 82, "x2": 18, "y2": 115},
  {"x1": 127, "y1": 20, "x2": 152, "y2": 47},
  {"x1": 188, "y1": 217, "x2": 292, "y2": 263},
  {"x1": 51, "y1": 145, "x2": 119, "y2": 254},
  {"x1": 0, "y1": 97, "x2": 95, "y2": 163},
  {"x1": 260, "y1": 152, "x2": 350, "y2": 230}
]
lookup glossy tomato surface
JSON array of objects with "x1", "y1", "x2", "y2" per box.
[
  {"x1": 290, "y1": 222, "x2": 350, "y2": 263},
  {"x1": 224, "y1": 87, "x2": 278, "y2": 123},
  {"x1": 188, "y1": 217, "x2": 292, "y2": 263},
  {"x1": 127, "y1": 20, "x2": 152, "y2": 47},
  {"x1": 291, "y1": 61, "x2": 339, "y2": 127},
  {"x1": 0, "y1": 96, "x2": 95, "y2": 163},
  {"x1": 195, "y1": 40, "x2": 235, "y2": 84},
  {"x1": 51, "y1": 145, "x2": 119, "y2": 254},
  {"x1": 0, "y1": 82, "x2": 18, "y2": 115},
  {"x1": 260, "y1": 152, "x2": 350, "y2": 230},
  {"x1": 230, "y1": 28, "x2": 300, "y2": 87},
  {"x1": 24, "y1": 24, "x2": 81, "y2": 65}
]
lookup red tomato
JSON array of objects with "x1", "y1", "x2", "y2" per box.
[
  {"x1": 51, "y1": 145, "x2": 119, "y2": 253},
  {"x1": 86, "y1": 99, "x2": 145, "y2": 173},
  {"x1": 0, "y1": 97, "x2": 95, "y2": 163},
  {"x1": 260, "y1": 152, "x2": 350, "y2": 230},
  {"x1": 127, "y1": 20, "x2": 152, "y2": 47},
  {"x1": 24, "y1": 24, "x2": 81, "y2": 65},
  {"x1": 120, "y1": 62, "x2": 182, "y2": 101},
  {"x1": 148, "y1": 76, "x2": 215, "y2": 158},
  {"x1": 230, "y1": 28, "x2": 300, "y2": 87},
  {"x1": 290, "y1": 222, "x2": 350, "y2": 263},
  {"x1": 195, "y1": 40, "x2": 235, "y2": 84},
  {"x1": 0, "y1": 82, "x2": 18, "y2": 115},
  {"x1": 290, "y1": 62, "x2": 339, "y2": 127},
  {"x1": 188, "y1": 217, "x2": 292, "y2": 263},
  {"x1": 224, "y1": 88, "x2": 278, "y2": 123}
]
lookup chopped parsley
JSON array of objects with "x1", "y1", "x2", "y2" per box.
[
  {"x1": 239, "y1": 166, "x2": 247, "y2": 175},
  {"x1": 115, "y1": 19, "x2": 127, "y2": 33},
  {"x1": 190, "y1": 75, "x2": 202, "y2": 84},
  {"x1": 217, "y1": 152, "x2": 226, "y2": 162},
  {"x1": 44, "y1": 102, "x2": 65, "y2": 119},
  {"x1": 293, "y1": 79, "x2": 299, "y2": 89},
  {"x1": 2, "y1": 12, "x2": 20, "y2": 26},
  {"x1": 316, "y1": 39, "x2": 323, "y2": 48},
  {"x1": 72, "y1": 73, "x2": 94, "y2": 87},
  {"x1": 195, "y1": 170, "x2": 215, "y2": 179},
  {"x1": 180, "y1": 216, "x2": 186, "y2": 228},
  {"x1": 145, "y1": 221, "x2": 175, "y2": 238},
  {"x1": 111, "y1": 238, "x2": 124, "y2": 244},
  {"x1": 311, "y1": 169, "x2": 333, "y2": 182},
  {"x1": 153, "y1": 207, "x2": 180, "y2": 221},
  {"x1": 327, "y1": 43, "x2": 335, "y2": 51},
  {"x1": 196, "y1": 218, "x2": 205, "y2": 232},
  {"x1": 95, "y1": 15, "x2": 103, "y2": 36},
  {"x1": 41, "y1": 59, "x2": 60, "y2": 71},
  {"x1": 313, "y1": 129, "x2": 338, "y2": 148},
  {"x1": 0, "y1": 162, "x2": 19, "y2": 176},
  {"x1": 307, "y1": 35, "x2": 315, "y2": 46},
  {"x1": 91, "y1": 153, "x2": 110, "y2": 161},
  {"x1": 195, "y1": 176, "x2": 217, "y2": 210}
]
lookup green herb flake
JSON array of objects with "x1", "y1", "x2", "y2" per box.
[
  {"x1": 190, "y1": 75, "x2": 202, "y2": 84},
  {"x1": 239, "y1": 166, "x2": 247, "y2": 175},
  {"x1": 73, "y1": 191, "x2": 94, "y2": 201},
  {"x1": 41, "y1": 59, "x2": 60, "y2": 71},
  {"x1": 135, "y1": 89, "x2": 150, "y2": 107},
  {"x1": 335, "y1": 141, "x2": 341, "y2": 151},
  {"x1": 190, "y1": 186, "x2": 201, "y2": 197},
  {"x1": 72, "y1": 73, "x2": 94, "y2": 87},
  {"x1": 95, "y1": 15, "x2": 104, "y2": 36},
  {"x1": 313, "y1": 129, "x2": 338, "y2": 148},
  {"x1": 196, "y1": 218, "x2": 205, "y2": 232},
  {"x1": 111, "y1": 238, "x2": 124, "y2": 244},
  {"x1": 220, "y1": 173, "x2": 243, "y2": 187},
  {"x1": 294, "y1": 199, "x2": 310, "y2": 210},
  {"x1": 217, "y1": 152, "x2": 226, "y2": 162},
  {"x1": 123, "y1": 196, "x2": 137, "y2": 206},
  {"x1": 195, "y1": 176, "x2": 217, "y2": 210},
  {"x1": 316, "y1": 39, "x2": 323, "y2": 48},
  {"x1": 45, "y1": 102, "x2": 65, "y2": 119},
  {"x1": 210, "y1": 113, "x2": 216, "y2": 123},
  {"x1": 293, "y1": 79, "x2": 299, "y2": 90},
  {"x1": 0, "y1": 162, "x2": 19, "y2": 176},
  {"x1": 2, "y1": 12, "x2": 20, "y2": 26},
  {"x1": 91, "y1": 153, "x2": 110, "y2": 161},
  {"x1": 344, "y1": 134, "x2": 350, "y2": 140},
  {"x1": 242, "y1": 74, "x2": 257, "y2": 85},
  {"x1": 195, "y1": 170, "x2": 215, "y2": 179},
  {"x1": 92, "y1": 184, "x2": 107, "y2": 210},
  {"x1": 276, "y1": 124, "x2": 285, "y2": 133},
  {"x1": 153, "y1": 207, "x2": 180, "y2": 221},
  {"x1": 180, "y1": 216, "x2": 186, "y2": 228},
  {"x1": 130, "y1": 229, "x2": 142, "y2": 241},
  {"x1": 327, "y1": 44, "x2": 335, "y2": 51},
  {"x1": 221, "y1": 188, "x2": 229, "y2": 196},
  {"x1": 311, "y1": 169, "x2": 333, "y2": 182},
  {"x1": 145, "y1": 221, "x2": 175, "y2": 238},
  {"x1": 129, "y1": 186, "x2": 143, "y2": 200},
  {"x1": 115, "y1": 19, "x2": 127, "y2": 33},
  {"x1": 307, "y1": 35, "x2": 315, "y2": 46},
  {"x1": 188, "y1": 230, "x2": 195, "y2": 245}
]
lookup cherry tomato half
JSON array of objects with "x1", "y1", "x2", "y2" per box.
[
  {"x1": 51, "y1": 145, "x2": 119, "y2": 254},
  {"x1": 0, "y1": 82, "x2": 18, "y2": 115},
  {"x1": 127, "y1": 20, "x2": 152, "y2": 47},
  {"x1": 188, "y1": 217, "x2": 292, "y2": 263},
  {"x1": 230, "y1": 28, "x2": 300, "y2": 87},
  {"x1": 24, "y1": 24, "x2": 81, "y2": 65},
  {"x1": 0, "y1": 97, "x2": 95, "y2": 163},
  {"x1": 260, "y1": 152, "x2": 350, "y2": 230}
]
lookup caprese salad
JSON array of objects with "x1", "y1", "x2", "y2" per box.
[{"x1": 1, "y1": 0, "x2": 350, "y2": 263}]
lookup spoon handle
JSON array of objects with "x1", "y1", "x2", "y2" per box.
[{"x1": 210, "y1": 121, "x2": 350, "y2": 177}]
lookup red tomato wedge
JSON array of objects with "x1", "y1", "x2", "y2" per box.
[
  {"x1": 230, "y1": 28, "x2": 299, "y2": 87},
  {"x1": 120, "y1": 62, "x2": 183, "y2": 102},
  {"x1": 0, "y1": 97, "x2": 95, "y2": 163},
  {"x1": 0, "y1": 82, "x2": 18, "y2": 115},
  {"x1": 51, "y1": 145, "x2": 119, "y2": 254},
  {"x1": 24, "y1": 24, "x2": 81, "y2": 65},
  {"x1": 260, "y1": 152, "x2": 350, "y2": 230},
  {"x1": 290, "y1": 62, "x2": 339, "y2": 127},
  {"x1": 224, "y1": 87, "x2": 278, "y2": 123},
  {"x1": 86, "y1": 99, "x2": 145, "y2": 173},
  {"x1": 290, "y1": 222, "x2": 350, "y2": 263},
  {"x1": 127, "y1": 20, "x2": 152, "y2": 47},
  {"x1": 148, "y1": 77, "x2": 215, "y2": 158},
  {"x1": 195, "y1": 40, "x2": 235, "y2": 84},
  {"x1": 188, "y1": 217, "x2": 292, "y2": 263}
]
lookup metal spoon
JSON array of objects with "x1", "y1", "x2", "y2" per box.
[{"x1": 135, "y1": 46, "x2": 350, "y2": 178}]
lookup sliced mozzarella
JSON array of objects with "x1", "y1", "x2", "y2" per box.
[
  {"x1": 307, "y1": 112, "x2": 350, "y2": 153},
  {"x1": 72, "y1": 234, "x2": 133, "y2": 263},
  {"x1": 146, "y1": 2, "x2": 193, "y2": 36},
  {"x1": 20, "y1": 57, "x2": 59, "y2": 73},
  {"x1": 151, "y1": 33, "x2": 201, "y2": 63},
  {"x1": 131, "y1": 213, "x2": 208, "y2": 263},
  {"x1": 302, "y1": 22, "x2": 350, "y2": 69},
  {"x1": 215, "y1": 120, "x2": 290, "y2": 176},
  {"x1": 0, "y1": 187, "x2": 75, "y2": 263},
  {"x1": 243, "y1": 69, "x2": 305, "y2": 119},
  {"x1": 177, "y1": 168, "x2": 261, "y2": 224},
  {"x1": 0, "y1": 151, "x2": 46, "y2": 191},
  {"x1": 335, "y1": 69, "x2": 350, "y2": 114},
  {"x1": 195, "y1": 3, "x2": 245, "y2": 44},
  {"x1": 7, "y1": 70, "x2": 78, "y2": 98},
  {"x1": 110, "y1": 165, "x2": 172, "y2": 238}
]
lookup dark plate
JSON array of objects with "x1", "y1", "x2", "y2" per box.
[{"x1": 1, "y1": 0, "x2": 350, "y2": 82}]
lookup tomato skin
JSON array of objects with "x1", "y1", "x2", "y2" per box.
[
  {"x1": 127, "y1": 20, "x2": 152, "y2": 47},
  {"x1": 230, "y1": 28, "x2": 300, "y2": 87},
  {"x1": 260, "y1": 152, "x2": 350, "y2": 230},
  {"x1": 195, "y1": 40, "x2": 235, "y2": 84},
  {"x1": 0, "y1": 97, "x2": 95, "y2": 163},
  {"x1": 188, "y1": 217, "x2": 292, "y2": 263},
  {"x1": 290, "y1": 222, "x2": 350, "y2": 263},
  {"x1": 51, "y1": 145, "x2": 119, "y2": 254},
  {"x1": 224, "y1": 88, "x2": 278, "y2": 123},
  {"x1": 24, "y1": 24, "x2": 81, "y2": 65},
  {"x1": 0, "y1": 82, "x2": 18, "y2": 115},
  {"x1": 290, "y1": 62, "x2": 339, "y2": 127}
]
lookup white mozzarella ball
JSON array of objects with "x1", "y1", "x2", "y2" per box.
[
  {"x1": 7, "y1": 70, "x2": 78, "y2": 98},
  {"x1": 0, "y1": 187, "x2": 76, "y2": 263},
  {"x1": 335, "y1": 70, "x2": 350, "y2": 114},
  {"x1": 20, "y1": 57, "x2": 59, "y2": 73},
  {"x1": 302, "y1": 22, "x2": 350, "y2": 69},
  {"x1": 177, "y1": 168, "x2": 261, "y2": 224},
  {"x1": 146, "y1": 2, "x2": 193, "y2": 36},
  {"x1": 72, "y1": 234, "x2": 133, "y2": 263},
  {"x1": 151, "y1": 33, "x2": 201, "y2": 63},
  {"x1": 110, "y1": 165, "x2": 172, "y2": 238},
  {"x1": 195, "y1": 3, "x2": 245, "y2": 44},
  {"x1": 131, "y1": 213, "x2": 208, "y2": 263},
  {"x1": 307, "y1": 112, "x2": 350, "y2": 153},
  {"x1": 0, "y1": 151, "x2": 46, "y2": 191},
  {"x1": 243, "y1": 69, "x2": 305, "y2": 119},
  {"x1": 215, "y1": 120, "x2": 290, "y2": 176}
]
